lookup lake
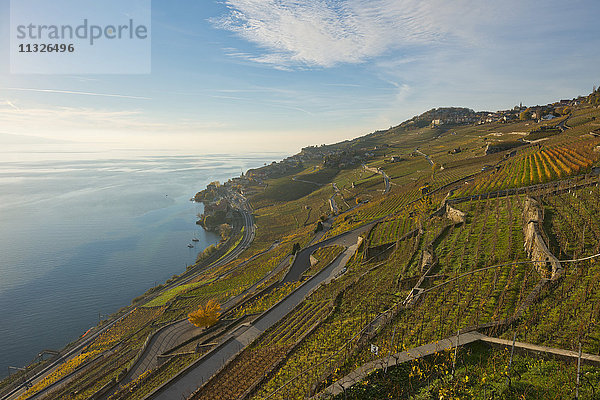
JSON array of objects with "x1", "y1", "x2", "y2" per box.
[{"x1": 0, "y1": 145, "x2": 284, "y2": 377}]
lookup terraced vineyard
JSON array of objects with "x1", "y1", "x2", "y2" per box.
[
  {"x1": 231, "y1": 282, "x2": 301, "y2": 318},
  {"x1": 368, "y1": 216, "x2": 413, "y2": 247},
  {"x1": 513, "y1": 184, "x2": 600, "y2": 353},
  {"x1": 331, "y1": 342, "x2": 600, "y2": 399},
  {"x1": 437, "y1": 196, "x2": 527, "y2": 273},
  {"x1": 6, "y1": 93, "x2": 600, "y2": 400},
  {"x1": 114, "y1": 354, "x2": 201, "y2": 400},
  {"x1": 322, "y1": 188, "x2": 428, "y2": 241},
  {"x1": 303, "y1": 245, "x2": 346, "y2": 277},
  {"x1": 190, "y1": 300, "x2": 332, "y2": 400},
  {"x1": 452, "y1": 139, "x2": 600, "y2": 198},
  {"x1": 87, "y1": 307, "x2": 165, "y2": 352},
  {"x1": 252, "y1": 236, "x2": 422, "y2": 399},
  {"x1": 153, "y1": 242, "x2": 294, "y2": 324}
]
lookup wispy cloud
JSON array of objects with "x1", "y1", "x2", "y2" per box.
[
  {"x1": 0, "y1": 105, "x2": 229, "y2": 141},
  {"x1": 0, "y1": 100, "x2": 20, "y2": 110},
  {"x1": 212, "y1": 0, "x2": 478, "y2": 68},
  {"x1": 3, "y1": 88, "x2": 151, "y2": 100}
]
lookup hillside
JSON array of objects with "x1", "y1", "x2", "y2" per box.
[{"x1": 3, "y1": 89, "x2": 600, "y2": 400}]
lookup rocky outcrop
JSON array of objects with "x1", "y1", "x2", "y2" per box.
[
  {"x1": 309, "y1": 254, "x2": 319, "y2": 267},
  {"x1": 432, "y1": 199, "x2": 466, "y2": 224},
  {"x1": 420, "y1": 247, "x2": 435, "y2": 273},
  {"x1": 523, "y1": 197, "x2": 562, "y2": 280},
  {"x1": 446, "y1": 204, "x2": 466, "y2": 224}
]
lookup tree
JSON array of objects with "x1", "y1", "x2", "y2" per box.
[
  {"x1": 292, "y1": 242, "x2": 301, "y2": 255},
  {"x1": 188, "y1": 299, "x2": 221, "y2": 328},
  {"x1": 559, "y1": 106, "x2": 571, "y2": 115},
  {"x1": 519, "y1": 109, "x2": 532, "y2": 120},
  {"x1": 315, "y1": 221, "x2": 324, "y2": 233}
]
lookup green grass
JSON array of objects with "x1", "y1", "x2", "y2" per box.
[{"x1": 143, "y1": 279, "x2": 216, "y2": 308}]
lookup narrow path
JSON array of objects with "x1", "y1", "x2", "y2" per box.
[
  {"x1": 318, "y1": 331, "x2": 484, "y2": 398},
  {"x1": 104, "y1": 209, "x2": 271, "y2": 396},
  {"x1": 317, "y1": 332, "x2": 600, "y2": 398},
  {"x1": 292, "y1": 176, "x2": 325, "y2": 187},
  {"x1": 329, "y1": 183, "x2": 339, "y2": 214},
  {"x1": 363, "y1": 165, "x2": 390, "y2": 194},
  {"x1": 149, "y1": 245, "x2": 359, "y2": 399},
  {"x1": 415, "y1": 148, "x2": 434, "y2": 166}
]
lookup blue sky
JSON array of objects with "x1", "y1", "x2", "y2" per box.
[{"x1": 1, "y1": 0, "x2": 599, "y2": 153}]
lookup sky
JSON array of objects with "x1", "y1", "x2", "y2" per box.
[{"x1": 1, "y1": 0, "x2": 599, "y2": 154}]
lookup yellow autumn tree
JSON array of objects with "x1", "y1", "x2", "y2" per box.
[{"x1": 188, "y1": 299, "x2": 221, "y2": 328}]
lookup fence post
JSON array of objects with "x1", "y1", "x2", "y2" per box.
[
  {"x1": 577, "y1": 341, "x2": 582, "y2": 399},
  {"x1": 506, "y1": 332, "x2": 516, "y2": 387},
  {"x1": 452, "y1": 330, "x2": 460, "y2": 377},
  {"x1": 385, "y1": 327, "x2": 396, "y2": 374}
]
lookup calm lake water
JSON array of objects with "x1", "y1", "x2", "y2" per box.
[{"x1": 0, "y1": 145, "x2": 284, "y2": 377}]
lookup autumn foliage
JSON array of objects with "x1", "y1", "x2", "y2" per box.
[{"x1": 188, "y1": 299, "x2": 221, "y2": 328}]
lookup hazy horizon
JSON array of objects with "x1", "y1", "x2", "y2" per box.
[{"x1": 1, "y1": 0, "x2": 599, "y2": 154}]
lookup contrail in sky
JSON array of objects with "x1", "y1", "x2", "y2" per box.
[{"x1": 3, "y1": 87, "x2": 151, "y2": 100}]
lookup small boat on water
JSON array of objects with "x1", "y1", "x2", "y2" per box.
[
  {"x1": 192, "y1": 238, "x2": 200, "y2": 242},
  {"x1": 187, "y1": 244, "x2": 194, "y2": 248}
]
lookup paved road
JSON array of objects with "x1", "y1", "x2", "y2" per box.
[
  {"x1": 129, "y1": 219, "x2": 370, "y2": 399},
  {"x1": 282, "y1": 222, "x2": 374, "y2": 283},
  {"x1": 329, "y1": 183, "x2": 340, "y2": 214},
  {"x1": 415, "y1": 148, "x2": 434, "y2": 166},
  {"x1": 102, "y1": 203, "x2": 258, "y2": 397},
  {"x1": 363, "y1": 165, "x2": 391, "y2": 194},
  {"x1": 1, "y1": 311, "x2": 131, "y2": 400},
  {"x1": 150, "y1": 244, "x2": 358, "y2": 400}
]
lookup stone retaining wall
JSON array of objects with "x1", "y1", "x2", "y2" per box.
[{"x1": 523, "y1": 197, "x2": 562, "y2": 280}]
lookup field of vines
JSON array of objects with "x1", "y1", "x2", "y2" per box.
[
  {"x1": 16, "y1": 350, "x2": 102, "y2": 400},
  {"x1": 436, "y1": 196, "x2": 528, "y2": 274},
  {"x1": 37, "y1": 347, "x2": 140, "y2": 400},
  {"x1": 154, "y1": 243, "x2": 294, "y2": 324},
  {"x1": 87, "y1": 307, "x2": 164, "y2": 352},
  {"x1": 452, "y1": 139, "x2": 600, "y2": 198},
  {"x1": 21, "y1": 307, "x2": 165, "y2": 400},
  {"x1": 231, "y1": 282, "x2": 301, "y2": 318},
  {"x1": 332, "y1": 342, "x2": 600, "y2": 399},
  {"x1": 342, "y1": 196, "x2": 535, "y2": 368},
  {"x1": 511, "y1": 184, "x2": 600, "y2": 354},
  {"x1": 247, "y1": 194, "x2": 554, "y2": 399},
  {"x1": 114, "y1": 353, "x2": 200, "y2": 400},
  {"x1": 368, "y1": 216, "x2": 413, "y2": 247},
  {"x1": 250, "y1": 235, "x2": 422, "y2": 400},
  {"x1": 191, "y1": 300, "x2": 332, "y2": 400},
  {"x1": 303, "y1": 245, "x2": 346, "y2": 278},
  {"x1": 322, "y1": 188, "x2": 429, "y2": 241}
]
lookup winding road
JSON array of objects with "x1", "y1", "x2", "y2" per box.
[
  {"x1": 149, "y1": 240, "x2": 362, "y2": 399},
  {"x1": 102, "y1": 202, "x2": 258, "y2": 398},
  {"x1": 115, "y1": 214, "x2": 375, "y2": 399},
  {"x1": 363, "y1": 165, "x2": 391, "y2": 194},
  {"x1": 415, "y1": 148, "x2": 434, "y2": 166}
]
